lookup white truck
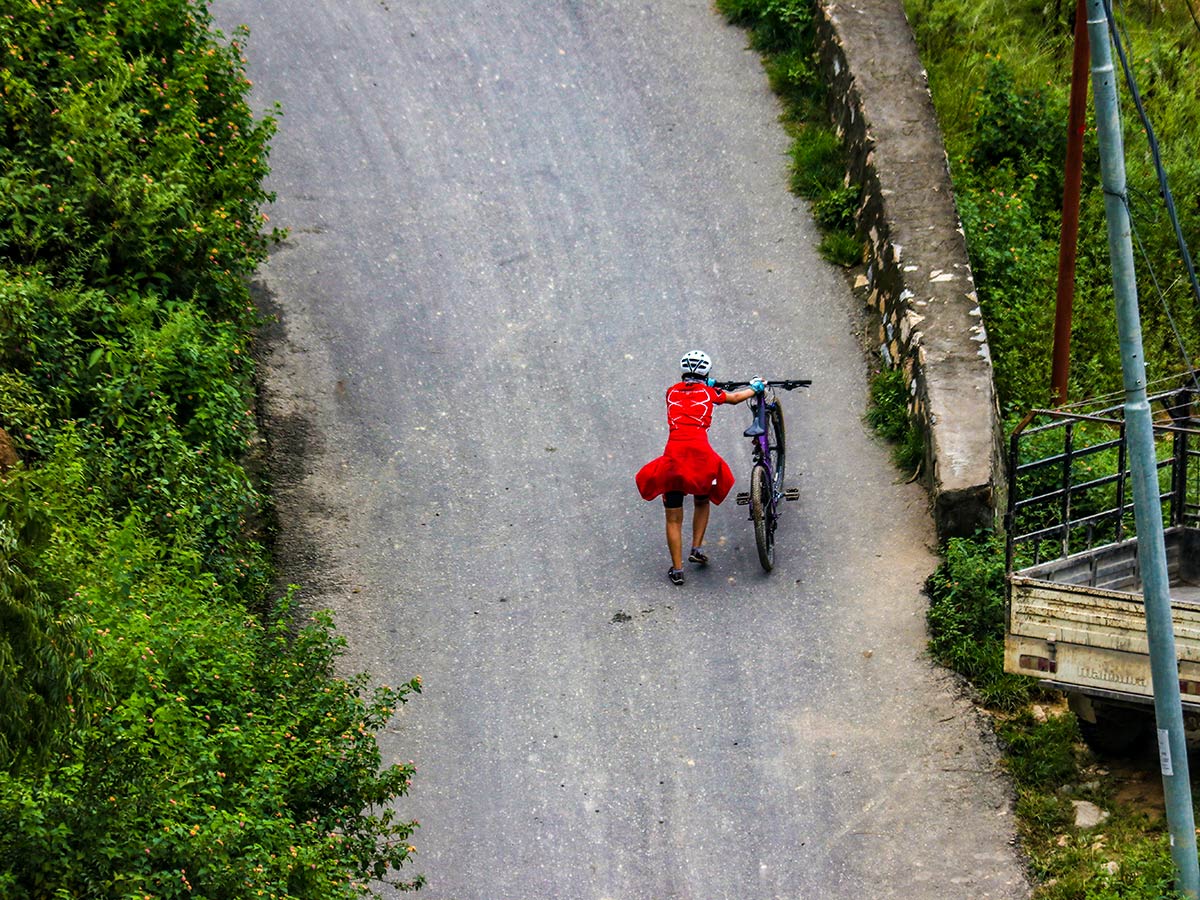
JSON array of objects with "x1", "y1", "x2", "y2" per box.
[{"x1": 1003, "y1": 381, "x2": 1200, "y2": 753}]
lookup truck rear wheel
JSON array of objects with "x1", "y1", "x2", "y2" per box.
[{"x1": 1071, "y1": 695, "x2": 1152, "y2": 757}]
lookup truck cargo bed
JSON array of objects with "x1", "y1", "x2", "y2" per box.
[
  {"x1": 1014, "y1": 526, "x2": 1200, "y2": 597},
  {"x1": 1005, "y1": 527, "x2": 1200, "y2": 702}
]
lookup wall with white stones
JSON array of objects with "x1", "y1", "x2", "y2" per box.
[{"x1": 813, "y1": 0, "x2": 1006, "y2": 538}]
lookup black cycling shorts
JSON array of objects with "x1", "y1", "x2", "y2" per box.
[{"x1": 663, "y1": 491, "x2": 709, "y2": 508}]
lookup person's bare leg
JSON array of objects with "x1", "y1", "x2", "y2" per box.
[
  {"x1": 691, "y1": 496, "x2": 711, "y2": 552},
  {"x1": 665, "y1": 506, "x2": 684, "y2": 570}
]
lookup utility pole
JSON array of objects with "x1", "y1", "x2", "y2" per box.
[
  {"x1": 1086, "y1": 0, "x2": 1200, "y2": 894},
  {"x1": 1050, "y1": 0, "x2": 1090, "y2": 406}
]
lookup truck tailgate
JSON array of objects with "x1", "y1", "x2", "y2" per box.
[{"x1": 1005, "y1": 576, "x2": 1200, "y2": 701}]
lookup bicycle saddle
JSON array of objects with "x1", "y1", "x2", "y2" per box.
[{"x1": 743, "y1": 421, "x2": 766, "y2": 437}]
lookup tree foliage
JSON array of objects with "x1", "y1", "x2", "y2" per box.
[{"x1": 0, "y1": 0, "x2": 422, "y2": 894}]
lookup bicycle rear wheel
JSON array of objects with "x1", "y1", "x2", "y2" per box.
[
  {"x1": 750, "y1": 463, "x2": 774, "y2": 571},
  {"x1": 767, "y1": 400, "x2": 786, "y2": 494}
]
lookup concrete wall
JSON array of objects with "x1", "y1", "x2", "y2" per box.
[{"x1": 813, "y1": 0, "x2": 1006, "y2": 539}]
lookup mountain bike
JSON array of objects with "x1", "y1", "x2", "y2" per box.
[{"x1": 713, "y1": 379, "x2": 811, "y2": 571}]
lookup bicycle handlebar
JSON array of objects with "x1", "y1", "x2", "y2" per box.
[{"x1": 711, "y1": 379, "x2": 812, "y2": 391}]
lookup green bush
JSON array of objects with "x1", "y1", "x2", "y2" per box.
[
  {"x1": 0, "y1": 474, "x2": 91, "y2": 770},
  {"x1": 0, "y1": 4, "x2": 275, "y2": 310},
  {"x1": 0, "y1": 575, "x2": 424, "y2": 896},
  {"x1": 717, "y1": 0, "x2": 815, "y2": 53},
  {"x1": 954, "y1": 173, "x2": 1060, "y2": 413},
  {"x1": 812, "y1": 183, "x2": 860, "y2": 230},
  {"x1": 0, "y1": 0, "x2": 422, "y2": 894}
]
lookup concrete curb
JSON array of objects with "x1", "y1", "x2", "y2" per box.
[{"x1": 814, "y1": 0, "x2": 1006, "y2": 538}]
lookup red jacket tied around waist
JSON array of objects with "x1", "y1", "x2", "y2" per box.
[{"x1": 636, "y1": 381, "x2": 735, "y2": 505}]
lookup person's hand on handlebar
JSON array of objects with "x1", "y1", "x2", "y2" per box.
[{"x1": 719, "y1": 378, "x2": 764, "y2": 406}]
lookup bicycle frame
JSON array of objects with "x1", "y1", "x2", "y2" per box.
[
  {"x1": 714, "y1": 378, "x2": 811, "y2": 570},
  {"x1": 746, "y1": 393, "x2": 782, "y2": 504}
]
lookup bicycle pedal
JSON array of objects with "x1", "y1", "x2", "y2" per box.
[
  {"x1": 735, "y1": 492, "x2": 750, "y2": 505},
  {"x1": 783, "y1": 488, "x2": 800, "y2": 501}
]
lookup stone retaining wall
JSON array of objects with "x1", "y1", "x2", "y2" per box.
[{"x1": 814, "y1": 0, "x2": 1006, "y2": 538}]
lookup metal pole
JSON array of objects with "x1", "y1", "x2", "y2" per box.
[
  {"x1": 1086, "y1": 1, "x2": 1200, "y2": 893},
  {"x1": 1050, "y1": 0, "x2": 1090, "y2": 406}
]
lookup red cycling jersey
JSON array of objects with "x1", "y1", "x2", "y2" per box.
[
  {"x1": 636, "y1": 380, "x2": 735, "y2": 505},
  {"x1": 665, "y1": 381, "x2": 727, "y2": 431}
]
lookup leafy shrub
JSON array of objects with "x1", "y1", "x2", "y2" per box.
[
  {"x1": 954, "y1": 173, "x2": 1060, "y2": 413},
  {"x1": 0, "y1": 0, "x2": 422, "y2": 894},
  {"x1": 0, "y1": 1, "x2": 276, "y2": 311},
  {"x1": 717, "y1": 0, "x2": 816, "y2": 53},
  {"x1": 812, "y1": 183, "x2": 860, "y2": 230},
  {"x1": 969, "y1": 58, "x2": 1067, "y2": 203},
  {"x1": 907, "y1": 0, "x2": 1200, "y2": 415},
  {"x1": 0, "y1": 574, "x2": 424, "y2": 896},
  {"x1": 0, "y1": 473, "x2": 91, "y2": 771}
]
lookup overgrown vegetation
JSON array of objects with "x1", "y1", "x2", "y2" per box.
[
  {"x1": 0, "y1": 1, "x2": 421, "y2": 895},
  {"x1": 906, "y1": 0, "x2": 1200, "y2": 418},
  {"x1": 925, "y1": 533, "x2": 1034, "y2": 710},
  {"x1": 907, "y1": 0, "x2": 1199, "y2": 895},
  {"x1": 865, "y1": 366, "x2": 924, "y2": 474},
  {"x1": 720, "y1": 0, "x2": 1200, "y2": 895}
]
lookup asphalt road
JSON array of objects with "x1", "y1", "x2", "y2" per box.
[{"x1": 212, "y1": 1, "x2": 1030, "y2": 897}]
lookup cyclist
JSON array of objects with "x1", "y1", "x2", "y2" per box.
[{"x1": 636, "y1": 350, "x2": 763, "y2": 585}]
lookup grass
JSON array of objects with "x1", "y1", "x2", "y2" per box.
[
  {"x1": 905, "y1": 0, "x2": 1200, "y2": 416},
  {"x1": 866, "y1": 366, "x2": 925, "y2": 474}
]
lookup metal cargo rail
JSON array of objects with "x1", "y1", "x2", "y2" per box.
[
  {"x1": 1002, "y1": 375, "x2": 1200, "y2": 700},
  {"x1": 1004, "y1": 377, "x2": 1200, "y2": 578}
]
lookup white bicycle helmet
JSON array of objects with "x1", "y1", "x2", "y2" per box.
[{"x1": 679, "y1": 350, "x2": 712, "y2": 378}]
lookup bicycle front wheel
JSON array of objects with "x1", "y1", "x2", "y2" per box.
[
  {"x1": 767, "y1": 400, "x2": 786, "y2": 494},
  {"x1": 750, "y1": 463, "x2": 774, "y2": 571}
]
